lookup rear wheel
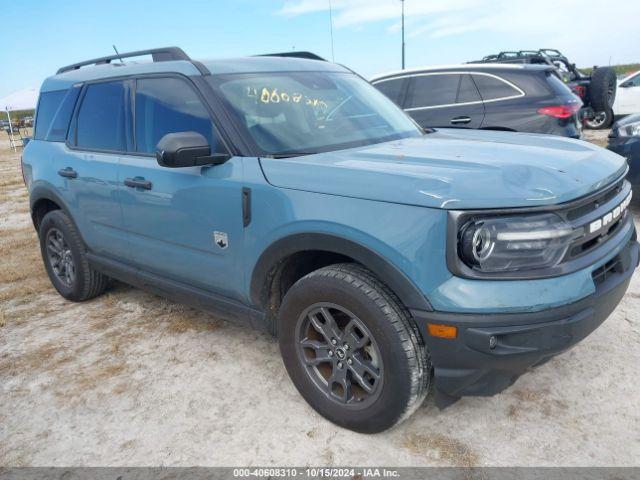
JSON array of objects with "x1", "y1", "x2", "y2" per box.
[
  {"x1": 585, "y1": 108, "x2": 613, "y2": 130},
  {"x1": 278, "y1": 263, "x2": 430, "y2": 433},
  {"x1": 39, "y1": 210, "x2": 109, "y2": 301}
]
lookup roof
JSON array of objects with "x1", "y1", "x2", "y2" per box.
[
  {"x1": 41, "y1": 54, "x2": 348, "y2": 93},
  {"x1": 370, "y1": 63, "x2": 551, "y2": 83}
]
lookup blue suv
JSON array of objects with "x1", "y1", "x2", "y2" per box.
[{"x1": 23, "y1": 47, "x2": 638, "y2": 433}]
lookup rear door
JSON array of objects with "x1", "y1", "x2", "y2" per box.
[
  {"x1": 470, "y1": 73, "x2": 526, "y2": 129},
  {"x1": 61, "y1": 80, "x2": 131, "y2": 260},
  {"x1": 117, "y1": 75, "x2": 245, "y2": 300},
  {"x1": 403, "y1": 73, "x2": 484, "y2": 128}
]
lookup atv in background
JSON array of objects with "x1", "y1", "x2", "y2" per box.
[{"x1": 470, "y1": 49, "x2": 617, "y2": 129}]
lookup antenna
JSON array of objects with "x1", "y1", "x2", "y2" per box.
[
  {"x1": 112, "y1": 45, "x2": 125, "y2": 64},
  {"x1": 328, "y1": 0, "x2": 335, "y2": 62},
  {"x1": 401, "y1": 0, "x2": 405, "y2": 69}
]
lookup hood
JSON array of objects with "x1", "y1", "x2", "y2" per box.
[{"x1": 259, "y1": 129, "x2": 627, "y2": 209}]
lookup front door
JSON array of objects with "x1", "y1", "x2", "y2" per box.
[{"x1": 117, "y1": 76, "x2": 245, "y2": 300}]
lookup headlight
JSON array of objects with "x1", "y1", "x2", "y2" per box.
[
  {"x1": 458, "y1": 213, "x2": 578, "y2": 273},
  {"x1": 619, "y1": 121, "x2": 640, "y2": 137}
]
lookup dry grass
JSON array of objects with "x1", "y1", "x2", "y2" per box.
[
  {"x1": 0, "y1": 149, "x2": 49, "y2": 332},
  {"x1": 403, "y1": 432, "x2": 479, "y2": 467},
  {"x1": 509, "y1": 388, "x2": 569, "y2": 418}
]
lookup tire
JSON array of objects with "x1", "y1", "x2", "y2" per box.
[
  {"x1": 585, "y1": 107, "x2": 614, "y2": 130},
  {"x1": 278, "y1": 263, "x2": 430, "y2": 433},
  {"x1": 590, "y1": 67, "x2": 617, "y2": 112},
  {"x1": 38, "y1": 210, "x2": 109, "y2": 302}
]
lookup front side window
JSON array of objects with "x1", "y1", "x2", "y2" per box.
[
  {"x1": 622, "y1": 73, "x2": 640, "y2": 88},
  {"x1": 374, "y1": 78, "x2": 406, "y2": 105},
  {"x1": 34, "y1": 90, "x2": 66, "y2": 140},
  {"x1": 135, "y1": 77, "x2": 215, "y2": 154},
  {"x1": 76, "y1": 81, "x2": 127, "y2": 151},
  {"x1": 210, "y1": 71, "x2": 420, "y2": 156},
  {"x1": 405, "y1": 74, "x2": 460, "y2": 109},
  {"x1": 472, "y1": 74, "x2": 522, "y2": 101}
]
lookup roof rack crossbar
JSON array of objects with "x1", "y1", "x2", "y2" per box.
[{"x1": 56, "y1": 47, "x2": 191, "y2": 74}]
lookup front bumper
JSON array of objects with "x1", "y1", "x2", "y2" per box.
[{"x1": 413, "y1": 235, "x2": 639, "y2": 408}]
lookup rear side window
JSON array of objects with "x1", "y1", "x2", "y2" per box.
[
  {"x1": 135, "y1": 77, "x2": 214, "y2": 154},
  {"x1": 405, "y1": 74, "x2": 460, "y2": 109},
  {"x1": 34, "y1": 90, "x2": 66, "y2": 140},
  {"x1": 374, "y1": 78, "x2": 406, "y2": 105},
  {"x1": 457, "y1": 74, "x2": 481, "y2": 103},
  {"x1": 45, "y1": 87, "x2": 81, "y2": 142},
  {"x1": 76, "y1": 81, "x2": 128, "y2": 151},
  {"x1": 472, "y1": 74, "x2": 522, "y2": 101}
]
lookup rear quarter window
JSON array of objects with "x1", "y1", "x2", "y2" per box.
[
  {"x1": 545, "y1": 72, "x2": 574, "y2": 95},
  {"x1": 45, "y1": 87, "x2": 81, "y2": 142},
  {"x1": 34, "y1": 90, "x2": 66, "y2": 140},
  {"x1": 472, "y1": 74, "x2": 523, "y2": 101}
]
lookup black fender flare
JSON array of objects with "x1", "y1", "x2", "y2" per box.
[
  {"x1": 249, "y1": 232, "x2": 433, "y2": 312},
  {"x1": 29, "y1": 183, "x2": 76, "y2": 231}
]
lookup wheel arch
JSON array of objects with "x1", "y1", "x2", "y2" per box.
[
  {"x1": 29, "y1": 184, "x2": 76, "y2": 232},
  {"x1": 250, "y1": 233, "x2": 433, "y2": 323}
]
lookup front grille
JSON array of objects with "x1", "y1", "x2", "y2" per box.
[
  {"x1": 568, "y1": 215, "x2": 625, "y2": 259},
  {"x1": 559, "y1": 178, "x2": 631, "y2": 263}
]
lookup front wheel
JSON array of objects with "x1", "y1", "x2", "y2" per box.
[{"x1": 278, "y1": 264, "x2": 430, "y2": 433}]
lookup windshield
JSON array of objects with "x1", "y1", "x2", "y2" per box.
[{"x1": 208, "y1": 71, "x2": 422, "y2": 156}]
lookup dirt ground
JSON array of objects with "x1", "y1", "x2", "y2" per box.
[{"x1": 1, "y1": 131, "x2": 639, "y2": 467}]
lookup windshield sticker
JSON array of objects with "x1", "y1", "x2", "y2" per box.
[{"x1": 246, "y1": 86, "x2": 328, "y2": 111}]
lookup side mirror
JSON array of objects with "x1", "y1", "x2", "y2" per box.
[{"x1": 155, "y1": 131, "x2": 230, "y2": 168}]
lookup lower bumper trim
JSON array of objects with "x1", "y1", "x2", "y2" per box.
[{"x1": 414, "y1": 238, "x2": 639, "y2": 406}]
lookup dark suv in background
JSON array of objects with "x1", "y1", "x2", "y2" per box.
[{"x1": 371, "y1": 64, "x2": 583, "y2": 138}]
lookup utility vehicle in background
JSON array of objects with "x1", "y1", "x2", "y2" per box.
[{"x1": 472, "y1": 49, "x2": 618, "y2": 129}]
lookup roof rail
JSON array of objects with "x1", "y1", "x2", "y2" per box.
[
  {"x1": 56, "y1": 47, "x2": 192, "y2": 74},
  {"x1": 258, "y1": 51, "x2": 327, "y2": 62}
]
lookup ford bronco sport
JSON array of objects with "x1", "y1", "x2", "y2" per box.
[{"x1": 23, "y1": 47, "x2": 639, "y2": 433}]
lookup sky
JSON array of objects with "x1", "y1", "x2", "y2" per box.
[{"x1": 1, "y1": 0, "x2": 639, "y2": 99}]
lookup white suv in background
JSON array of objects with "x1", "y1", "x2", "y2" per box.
[{"x1": 614, "y1": 70, "x2": 640, "y2": 115}]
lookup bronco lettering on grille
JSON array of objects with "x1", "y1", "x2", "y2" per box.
[{"x1": 588, "y1": 192, "x2": 633, "y2": 234}]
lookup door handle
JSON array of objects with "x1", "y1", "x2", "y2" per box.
[
  {"x1": 58, "y1": 167, "x2": 78, "y2": 179},
  {"x1": 124, "y1": 177, "x2": 152, "y2": 190},
  {"x1": 450, "y1": 116, "x2": 471, "y2": 125}
]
